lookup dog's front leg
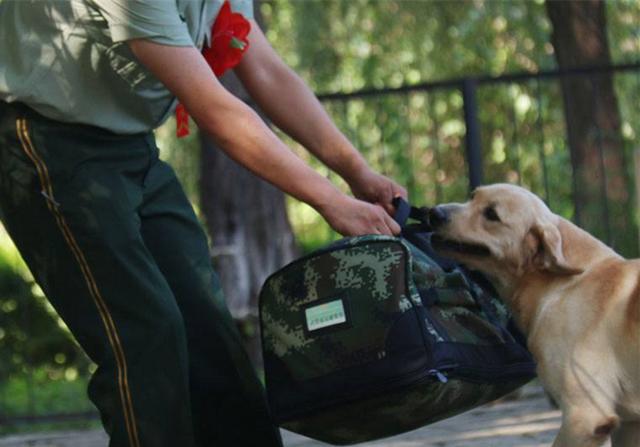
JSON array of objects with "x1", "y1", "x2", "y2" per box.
[
  {"x1": 611, "y1": 421, "x2": 640, "y2": 447},
  {"x1": 552, "y1": 407, "x2": 618, "y2": 447}
]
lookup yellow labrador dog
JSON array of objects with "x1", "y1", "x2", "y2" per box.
[{"x1": 428, "y1": 183, "x2": 640, "y2": 447}]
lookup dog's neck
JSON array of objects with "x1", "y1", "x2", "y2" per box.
[{"x1": 506, "y1": 218, "x2": 621, "y2": 335}]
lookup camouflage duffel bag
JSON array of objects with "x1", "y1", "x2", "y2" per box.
[{"x1": 259, "y1": 199, "x2": 536, "y2": 445}]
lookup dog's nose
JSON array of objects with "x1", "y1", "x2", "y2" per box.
[{"x1": 428, "y1": 206, "x2": 449, "y2": 228}]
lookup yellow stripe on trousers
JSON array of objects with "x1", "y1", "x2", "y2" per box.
[{"x1": 16, "y1": 118, "x2": 141, "y2": 447}]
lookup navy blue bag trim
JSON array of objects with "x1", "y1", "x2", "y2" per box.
[
  {"x1": 267, "y1": 346, "x2": 432, "y2": 423},
  {"x1": 431, "y1": 342, "x2": 536, "y2": 382}
]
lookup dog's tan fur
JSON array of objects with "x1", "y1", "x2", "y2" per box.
[{"x1": 430, "y1": 183, "x2": 640, "y2": 447}]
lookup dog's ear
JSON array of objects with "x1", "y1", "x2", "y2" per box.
[{"x1": 526, "y1": 220, "x2": 583, "y2": 275}]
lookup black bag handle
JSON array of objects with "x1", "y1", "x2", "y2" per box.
[
  {"x1": 392, "y1": 197, "x2": 431, "y2": 230},
  {"x1": 392, "y1": 196, "x2": 412, "y2": 227}
]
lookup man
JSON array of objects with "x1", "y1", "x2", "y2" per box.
[{"x1": 0, "y1": 1, "x2": 406, "y2": 446}]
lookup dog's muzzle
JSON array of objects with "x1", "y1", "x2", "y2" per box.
[
  {"x1": 428, "y1": 206, "x2": 492, "y2": 257},
  {"x1": 430, "y1": 235, "x2": 492, "y2": 257}
]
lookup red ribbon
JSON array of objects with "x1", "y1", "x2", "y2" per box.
[{"x1": 175, "y1": 0, "x2": 251, "y2": 137}]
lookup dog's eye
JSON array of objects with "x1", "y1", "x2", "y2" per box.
[{"x1": 483, "y1": 206, "x2": 501, "y2": 222}]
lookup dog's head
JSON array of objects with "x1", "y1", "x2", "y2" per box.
[{"x1": 429, "y1": 183, "x2": 582, "y2": 289}]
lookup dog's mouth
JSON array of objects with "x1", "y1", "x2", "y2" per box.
[{"x1": 431, "y1": 234, "x2": 492, "y2": 257}]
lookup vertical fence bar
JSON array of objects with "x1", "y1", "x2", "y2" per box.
[
  {"x1": 377, "y1": 97, "x2": 389, "y2": 176},
  {"x1": 324, "y1": 102, "x2": 338, "y2": 242},
  {"x1": 403, "y1": 93, "x2": 417, "y2": 200},
  {"x1": 428, "y1": 93, "x2": 444, "y2": 204},
  {"x1": 535, "y1": 78, "x2": 551, "y2": 206},
  {"x1": 632, "y1": 67, "x2": 640, "y2": 252},
  {"x1": 462, "y1": 79, "x2": 483, "y2": 190},
  {"x1": 510, "y1": 89, "x2": 523, "y2": 185}
]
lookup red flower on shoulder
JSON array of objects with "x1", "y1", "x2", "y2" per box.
[
  {"x1": 203, "y1": 0, "x2": 251, "y2": 77},
  {"x1": 176, "y1": 1, "x2": 251, "y2": 137}
]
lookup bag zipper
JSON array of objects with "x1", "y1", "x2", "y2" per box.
[{"x1": 428, "y1": 369, "x2": 449, "y2": 383}]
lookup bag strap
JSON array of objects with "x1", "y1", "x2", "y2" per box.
[
  {"x1": 392, "y1": 196, "x2": 412, "y2": 227},
  {"x1": 392, "y1": 197, "x2": 431, "y2": 230}
]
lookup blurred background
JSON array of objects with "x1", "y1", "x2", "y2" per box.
[{"x1": 0, "y1": 0, "x2": 639, "y2": 435}]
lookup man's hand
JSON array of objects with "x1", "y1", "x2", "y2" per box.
[
  {"x1": 318, "y1": 194, "x2": 401, "y2": 237},
  {"x1": 347, "y1": 168, "x2": 408, "y2": 215}
]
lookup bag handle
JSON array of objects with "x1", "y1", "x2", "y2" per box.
[{"x1": 392, "y1": 197, "x2": 431, "y2": 230}]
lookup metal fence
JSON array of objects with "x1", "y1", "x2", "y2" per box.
[
  {"x1": 303, "y1": 62, "x2": 640, "y2": 256},
  {"x1": 1, "y1": 62, "x2": 639, "y2": 430}
]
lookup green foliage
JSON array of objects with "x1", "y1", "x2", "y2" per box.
[
  {"x1": 154, "y1": 119, "x2": 202, "y2": 215},
  {"x1": 0, "y1": 231, "x2": 94, "y2": 425},
  {"x1": 264, "y1": 1, "x2": 638, "y2": 88},
  {"x1": 0, "y1": 242, "x2": 92, "y2": 382},
  {"x1": 262, "y1": 0, "x2": 557, "y2": 92},
  {"x1": 0, "y1": 371, "x2": 93, "y2": 419}
]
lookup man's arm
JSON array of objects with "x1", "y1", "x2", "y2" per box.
[
  {"x1": 234, "y1": 21, "x2": 407, "y2": 214},
  {"x1": 127, "y1": 39, "x2": 400, "y2": 236}
]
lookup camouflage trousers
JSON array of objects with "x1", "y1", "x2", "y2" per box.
[{"x1": 0, "y1": 102, "x2": 282, "y2": 447}]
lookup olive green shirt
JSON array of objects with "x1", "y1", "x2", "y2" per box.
[{"x1": 0, "y1": 0, "x2": 254, "y2": 134}]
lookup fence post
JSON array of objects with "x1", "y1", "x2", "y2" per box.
[{"x1": 462, "y1": 79, "x2": 483, "y2": 190}]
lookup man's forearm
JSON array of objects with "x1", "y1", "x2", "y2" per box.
[
  {"x1": 128, "y1": 38, "x2": 341, "y2": 213},
  {"x1": 198, "y1": 100, "x2": 342, "y2": 213},
  {"x1": 235, "y1": 22, "x2": 370, "y2": 184},
  {"x1": 198, "y1": 100, "x2": 400, "y2": 236}
]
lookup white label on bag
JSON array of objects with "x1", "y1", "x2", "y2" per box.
[{"x1": 305, "y1": 299, "x2": 347, "y2": 331}]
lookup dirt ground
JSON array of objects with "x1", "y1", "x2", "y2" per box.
[{"x1": 0, "y1": 386, "x2": 613, "y2": 447}]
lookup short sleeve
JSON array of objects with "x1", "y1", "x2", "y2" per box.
[
  {"x1": 92, "y1": 0, "x2": 194, "y2": 46},
  {"x1": 230, "y1": 0, "x2": 254, "y2": 21}
]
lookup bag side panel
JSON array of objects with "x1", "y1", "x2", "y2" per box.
[{"x1": 261, "y1": 239, "x2": 419, "y2": 382}]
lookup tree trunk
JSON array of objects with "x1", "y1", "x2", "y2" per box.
[
  {"x1": 198, "y1": 2, "x2": 299, "y2": 366},
  {"x1": 546, "y1": 0, "x2": 637, "y2": 256}
]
